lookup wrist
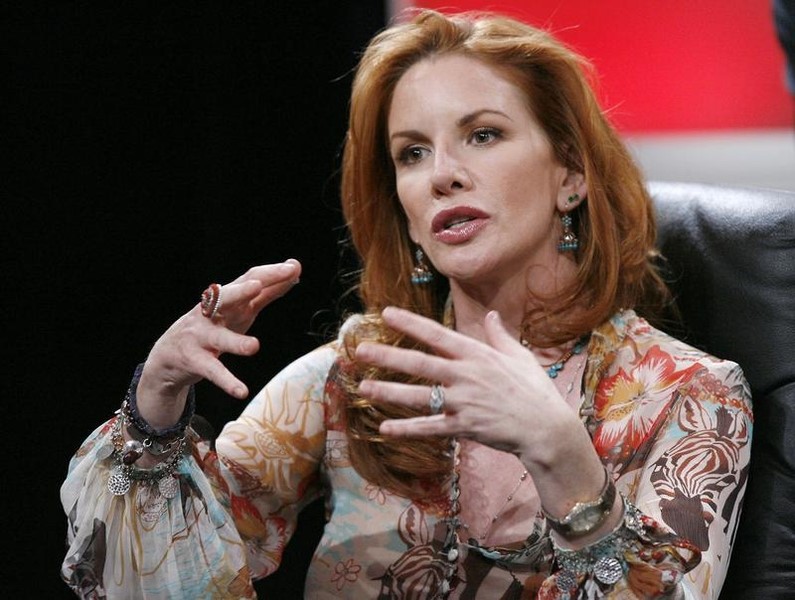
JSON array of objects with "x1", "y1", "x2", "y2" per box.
[
  {"x1": 543, "y1": 466, "x2": 618, "y2": 540},
  {"x1": 136, "y1": 363, "x2": 194, "y2": 431},
  {"x1": 124, "y1": 363, "x2": 195, "y2": 446},
  {"x1": 551, "y1": 495, "x2": 644, "y2": 589}
]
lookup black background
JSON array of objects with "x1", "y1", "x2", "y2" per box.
[{"x1": 5, "y1": 2, "x2": 385, "y2": 597}]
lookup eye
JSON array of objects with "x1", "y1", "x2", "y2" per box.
[
  {"x1": 470, "y1": 127, "x2": 501, "y2": 145},
  {"x1": 396, "y1": 145, "x2": 429, "y2": 165}
]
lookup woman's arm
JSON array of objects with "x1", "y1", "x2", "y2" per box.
[
  {"x1": 549, "y1": 327, "x2": 753, "y2": 600},
  {"x1": 60, "y1": 344, "x2": 337, "y2": 599},
  {"x1": 625, "y1": 360, "x2": 752, "y2": 599}
]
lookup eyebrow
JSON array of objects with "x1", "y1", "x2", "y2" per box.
[
  {"x1": 457, "y1": 108, "x2": 512, "y2": 127},
  {"x1": 389, "y1": 108, "x2": 512, "y2": 144}
]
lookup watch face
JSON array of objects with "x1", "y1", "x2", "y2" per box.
[
  {"x1": 544, "y1": 473, "x2": 616, "y2": 537},
  {"x1": 572, "y1": 508, "x2": 604, "y2": 532}
]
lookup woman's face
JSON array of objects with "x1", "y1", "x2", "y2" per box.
[{"x1": 387, "y1": 53, "x2": 581, "y2": 289}]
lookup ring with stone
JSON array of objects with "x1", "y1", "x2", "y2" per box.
[
  {"x1": 429, "y1": 384, "x2": 445, "y2": 415},
  {"x1": 200, "y1": 283, "x2": 223, "y2": 319}
]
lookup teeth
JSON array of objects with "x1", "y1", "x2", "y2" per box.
[{"x1": 445, "y1": 217, "x2": 473, "y2": 230}]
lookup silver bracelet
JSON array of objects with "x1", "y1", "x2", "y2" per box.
[
  {"x1": 121, "y1": 401, "x2": 184, "y2": 460},
  {"x1": 105, "y1": 413, "x2": 186, "y2": 499},
  {"x1": 551, "y1": 495, "x2": 645, "y2": 591}
]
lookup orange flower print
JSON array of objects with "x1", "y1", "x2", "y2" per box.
[
  {"x1": 230, "y1": 494, "x2": 269, "y2": 539},
  {"x1": 594, "y1": 345, "x2": 700, "y2": 460},
  {"x1": 331, "y1": 558, "x2": 362, "y2": 591}
]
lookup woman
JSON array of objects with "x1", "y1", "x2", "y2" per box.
[{"x1": 61, "y1": 10, "x2": 751, "y2": 599}]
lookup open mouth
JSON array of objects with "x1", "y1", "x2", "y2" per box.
[
  {"x1": 432, "y1": 206, "x2": 489, "y2": 233},
  {"x1": 444, "y1": 216, "x2": 475, "y2": 230}
]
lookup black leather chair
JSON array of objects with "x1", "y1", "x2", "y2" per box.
[{"x1": 651, "y1": 181, "x2": 795, "y2": 599}]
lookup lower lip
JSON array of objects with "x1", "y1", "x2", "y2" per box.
[{"x1": 433, "y1": 219, "x2": 488, "y2": 244}]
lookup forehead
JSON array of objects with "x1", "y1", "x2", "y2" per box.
[{"x1": 388, "y1": 54, "x2": 532, "y2": 124}]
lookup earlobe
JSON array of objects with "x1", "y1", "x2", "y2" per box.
[{"x1": 406, "y1": 219, "x2": 418, "y2": 245}]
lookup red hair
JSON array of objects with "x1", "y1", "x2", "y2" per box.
[{"x1": 339, "y1": 10, "x2": 670, "y2": 496}]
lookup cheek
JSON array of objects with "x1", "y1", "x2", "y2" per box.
[{"x1": 395, "y1": 176, "x2": 424, "y2": 241}]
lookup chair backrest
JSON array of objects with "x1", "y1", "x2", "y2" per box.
[{"x1": 650, "y1": 181, "x2": 795, "y2": 599}]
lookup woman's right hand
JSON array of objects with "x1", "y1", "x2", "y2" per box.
[{"x1": 135, "y1": 259, "x2": 302, "y2": 430}]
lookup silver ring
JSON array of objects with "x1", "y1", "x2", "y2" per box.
[{"x1": 429, "y1": 384, "x2": 445, "y2": 415}]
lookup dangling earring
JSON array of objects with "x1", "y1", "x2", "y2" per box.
[
  {"x1": 557, "y1": 212, "x2": 579, "y2": 252},
  {"x1": 411, "y1": 247, "x2": 433, "y2": 284}
]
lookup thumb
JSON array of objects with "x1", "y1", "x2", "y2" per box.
[{"x1": 483, "y1": 310, "x2": 527, "y2": 356}]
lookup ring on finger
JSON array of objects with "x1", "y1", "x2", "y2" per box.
[
  {"x1": 200, "y1": 283, "x2": 223, "y2": 319},
  {"x1": 429, "y1": 384, "x2": 445, "y2": 415}
]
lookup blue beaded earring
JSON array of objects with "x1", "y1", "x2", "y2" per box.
[
  {"x1": 411, "y1": 247, "x2": 434, "y2": 284},
  {"x1": 557, "y1": 212, "x2": 579, "y2": 252}
]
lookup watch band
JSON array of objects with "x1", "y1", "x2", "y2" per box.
[{"x1": 543, "y1": 468, "x2": 616, "y2": 538}]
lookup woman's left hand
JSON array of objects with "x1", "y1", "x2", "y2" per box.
[
  {"x1": 356, "y1": 306, "x2": 619, "y2": 533},
  {"x1": 355, "y1": 306, "x2": 580, "y2": 463}
]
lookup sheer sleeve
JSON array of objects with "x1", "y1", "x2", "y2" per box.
[
  {"x1": 541, "y1": 328, "x2": 752, "y2": 599},
  {"x1": 629, "y1": 360, "x2": 752, "y2": 598},
  {"x1": 61, "y1": 343, "x2": 337, "y2": 599}
]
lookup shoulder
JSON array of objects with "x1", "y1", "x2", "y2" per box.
[
  {"x1": 597, "y1": 310, "x2": 746, "y2": 378},
  {"x1": 586, "y1": 311, "x2": 752, "y2": 466},
  {"x1": 589, "y1": 310, "x2": 751, "y2": 416}
]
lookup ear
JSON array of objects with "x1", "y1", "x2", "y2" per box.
[{"x1": 556, "y1": 169, "x2": 587, "y2": 213}]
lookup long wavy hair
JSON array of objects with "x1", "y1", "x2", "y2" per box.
[{"x1": 338, "y1": 10, "x2": 670, "y2": 498}]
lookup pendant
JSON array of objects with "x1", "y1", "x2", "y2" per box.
[
  {"x1": 107, "y1": 467, "x2": 131, "y2": 496},
  {"x1": 556, "y1": 569, "x2": 578, "y2": 592},
  {"x1": 594, "y1": 556, "x2": 623, "y2": 585},
  {"x1": 122, "y1": 440, "x2": 144, "y2": 465},
  {"x1": 158, "y1": 475, "x2": 179, "y2": 499}
]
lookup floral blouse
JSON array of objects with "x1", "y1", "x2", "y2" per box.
[{"x1": 61, "y1": 310, "x2": 752, "y2": 599}]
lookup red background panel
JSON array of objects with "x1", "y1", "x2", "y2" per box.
[{"x1": 409, "y1": 1, "x2": 792, "y2": 133}]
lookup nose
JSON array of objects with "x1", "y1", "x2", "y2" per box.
[{"x1": 430, "y1": 148, "x2": 472, "y2": 198}]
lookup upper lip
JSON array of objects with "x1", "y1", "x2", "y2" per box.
[{"x1": 431, "y1": 206, "x2": 490, "y2": 233}]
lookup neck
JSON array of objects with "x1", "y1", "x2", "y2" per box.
[
  {"x1": 448, "y1": 279, "x2": 528, "y2": 344},
  {"x1": 447, "y1": 257, "x2": 578, "y2": 346}
]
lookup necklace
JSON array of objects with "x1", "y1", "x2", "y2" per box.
[
  {"x1": 435, "y1": 333, "x2": 590, "y2": 598},
  {"x1": 535, "y1": 335, "x2": 589, "y2": 378},
  {"x1": 460, "y1": 468, "x2": 529, "y2": 541}
]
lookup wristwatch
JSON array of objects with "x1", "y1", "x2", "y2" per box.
[{"x1": 543, "y1": 468, "x2": 616, "y2": 538}]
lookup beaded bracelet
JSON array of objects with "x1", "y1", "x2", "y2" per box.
[
  {"x1": 551, "y1": 495, "x2": 645, "y2": 591},
  {"x1": 119, "y1": 400, "x2": 185, "y2": 464},
  {"x1": 125, "y1": 363, "x2": 196, "y2": 439}
]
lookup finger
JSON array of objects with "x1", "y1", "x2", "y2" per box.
[
  {"x1": 210, "y1": 279, "x2": 265, "y2": 309},
  {"x1": 204, "y1": 326, "x2": 260, "y2": 357},
  {"x1": 358, "y1": 380, "x2": 434, "y2": 411},
  {"x1": 193, "y1": 352, "x2": 250, "y2": 399},
  {"x1": 379, "y1": 414, "x2": 449, "y2": 437},
  {"x1": 380, "y1": 306, "x2": 482, "y2": 358},
  {"x1": 484, "y1": 310, "x2": 534, "y2": 358},
  {"x1": 245, "y1": 261, "x2": 302, "y2": 310},
  {"x1": 234, "y1": 260, "x2": 301, "y2": 288},
  {"x1": 249, "y1": 277, "x2": 299, "y2": 311},
  {"x1": 355, "y1": 341, "x2": 452, "y2": 382}
]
